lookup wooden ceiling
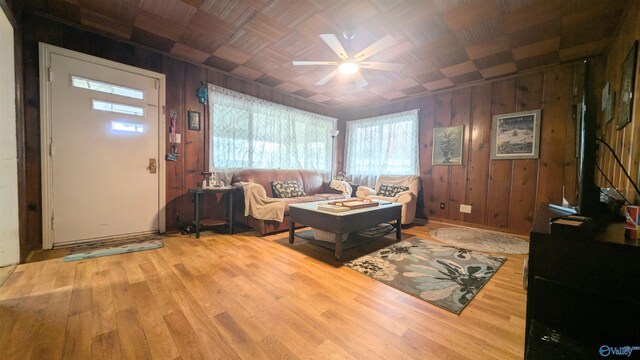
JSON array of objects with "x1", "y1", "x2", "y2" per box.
[{"x1": 30, "y1": 0, "x2": 625, "y2": 107}]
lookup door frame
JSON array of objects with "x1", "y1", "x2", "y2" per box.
[{"x1": 39, "y1": 42, "x2": 166, "y2": 250}]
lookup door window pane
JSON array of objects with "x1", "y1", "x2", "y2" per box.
[
  {"x1": 92, "y1": 99, "x2": 144, "y2": 117},
  {"x1": 72, "y1": 76, "x2": 144, "y2": 99}
]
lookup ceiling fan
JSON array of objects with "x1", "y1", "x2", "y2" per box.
[{"x1": 292, "y1": 33, "x2": 403, "y2": 87}]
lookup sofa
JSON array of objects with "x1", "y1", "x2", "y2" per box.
[
  {"x1": 356, "y1": 175, "x2": 420, "y2": 225},
  {"x1": 232, "y1": 169, "x2": 348, "y2": 235}
]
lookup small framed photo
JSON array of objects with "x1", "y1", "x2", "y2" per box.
[
  {"x1": 188, "y1": 110, "x2": 200, "y2": 131},
  {"x1": 490, "y1": 109, "x2": 541, "y2": 160},
  {"x1": 432, "y1": 124, "x2": 464, "y2": 165}
]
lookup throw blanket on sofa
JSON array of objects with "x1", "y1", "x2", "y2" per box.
[
  {"x1": 329, "y1": 180, "x2": 353, "y2": 198},
  {"x1": 242, "y1": 182, "x2": 286, "y2": 222}
]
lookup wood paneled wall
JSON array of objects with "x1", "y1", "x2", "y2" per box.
[
  {"x1": 341, "y1": 64, "x2": 582, "y2": 234},
  {"x1": 17, "y1": 9, "x2": 614, "y2": 253},
  {"x1": 598, "y1": 0, "x2": 640, "y2": 203},
  {"x1": 20, "y1": 12, "x2": 336, "y2": 253}
]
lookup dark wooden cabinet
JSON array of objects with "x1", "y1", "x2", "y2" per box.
[{"x1": 526, "y1": 204, "x2": 640, "y2": 359}]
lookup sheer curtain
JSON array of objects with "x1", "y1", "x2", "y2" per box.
[
  {"x1": 344, "y1": 109, "x2": 419, "y2": 186},
  {"x1": 208, "y1": 84, "x2": 337, "y2": 183}
]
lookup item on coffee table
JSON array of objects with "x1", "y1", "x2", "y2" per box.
[{"x1": 317, "y1": 204, "x2": 350, "y2": 213}]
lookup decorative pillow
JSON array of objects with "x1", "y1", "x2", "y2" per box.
[
  {"x1": 378, "y1": 184, "x2": 409, "y2": 197},
  {"x1": 272, "y1": 180, "x2": 306, "y2": 198}
]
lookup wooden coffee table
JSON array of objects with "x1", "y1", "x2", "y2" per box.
[{"x1": 288, "y1": 201, "x2": 402, "y2": 261}]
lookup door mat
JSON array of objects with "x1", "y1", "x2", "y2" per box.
[
  {"x1": 0, "y1": 264, "x2": 17, "y2": 288},
  {"x1": 345, "y1": 237, "x2": 506, "y2": 314},
  {"x1": 63, "y1": 236, "x2": 163, "y2": 262}
]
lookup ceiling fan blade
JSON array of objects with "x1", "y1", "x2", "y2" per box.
[
  {"x1": 293, "y1": 60, "x2": 338, "y2": 66},
  {"x1": 359, "y1": 62, "x2": 404, "y2": 71},
  {"x1": 354, "y1": 35, "x2": 398, "y2": 61},
  {"x1": 319, "y1": 34, "x2": 349, "y2": 61},
  {"x1": 316, "y1": 69, "x2": 339, "y2": 86},
  {"x1": 353, "y1": 72, "x2": 368, "y2": 88}
]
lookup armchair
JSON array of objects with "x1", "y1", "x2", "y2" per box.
[{"x1": 356, "y1": 175, "x2": 420, "y2": 225}]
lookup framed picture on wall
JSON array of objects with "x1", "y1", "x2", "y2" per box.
[
  {"x1": 618, "y1": 40, "x2": 637, "y2": 130},
  {"x1": 432, "y1": 125, "x2": 464, "y2": 165},
  {"x1": 490, "y1": 109, "x2": 541, "y2": 160},
  {"x1": 188, "y1": 110, "x2": 201, "y2": 131}
]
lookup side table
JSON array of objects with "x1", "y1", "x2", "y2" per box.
[{"x1": 189, "y1": 186, "x2": 236, "y2": 238}]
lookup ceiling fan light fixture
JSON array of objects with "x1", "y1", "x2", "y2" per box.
[{"x1": 338, "y1": 61, "x2": 359, "y2": 75}]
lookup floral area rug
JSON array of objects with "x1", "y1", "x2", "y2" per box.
[
  {"x1": 430, "y1": 227, "x2": 529, "y2": 254},
  {"x1": 345, "y1": 238, "x2": 506, "y2": 314}
]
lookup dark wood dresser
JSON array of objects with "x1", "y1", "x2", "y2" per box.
[{"x1": 526, "y1": 204, "x2": 640, "y2": 359}]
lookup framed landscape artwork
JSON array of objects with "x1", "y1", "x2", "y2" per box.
[
  {"x1": 618, "y1": 40, "x2": 637, "y2": 130},
  {"x1": 490, "y1": 110, "x2": 541, "y2": 160},
  {"x1": 433, "y1": 125, "x2": 464, "y2": 165}
]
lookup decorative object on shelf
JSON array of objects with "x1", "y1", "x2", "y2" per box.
[
  {"x1": 201, "y1": 171, "x2": 223, "y2": 189},
  {"x1": 197, "y1": 81, "x2": 208, "y2": 104},
  {"x1": 200, "y1": 171, "x2": 212, "y2": 188},
  {"x1": 330, "y1": 129, "x2": 339, "y2": 180},
  {"x1": 433, "y1": 124, "x2": 464, "y2": 165},
  {"x1": 166, "y1": 109, "x2": 179, "y2": 161},
  {"x1": 311, "y1": 227, "x2": 349, "y2": 242},
  {"x1": 490, "y1": 109, "x2": 541, "y2": 160},
  {"x1": 188, "y1": 110, "x2": 200, "y2": 131},
  {"x1": 618, "y1": 40, "x2": 637, "y2": 130}
]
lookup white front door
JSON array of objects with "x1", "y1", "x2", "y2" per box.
[{"x1": 40, "y1": 44, "x2": 165, "y2": 247}]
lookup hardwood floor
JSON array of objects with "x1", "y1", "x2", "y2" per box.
[{"x1": 0, "y1": 222, "x2": 527, "y2": 359}]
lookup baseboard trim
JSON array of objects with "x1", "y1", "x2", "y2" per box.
[{"x1": 418, "y1": 217, "x2": 529, "y2": 237}]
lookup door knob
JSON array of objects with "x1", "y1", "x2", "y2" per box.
[{"x1": 148, "y1": 158, "x2": 157, "y2": 174}]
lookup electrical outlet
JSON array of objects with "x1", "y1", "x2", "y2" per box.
[
  {"x1": 460, "y1": 204, "x2": 472, "y2": 213},
  {"x1": 175, "y1": 133, "x2": 181, "y2": 143},
  {"x1": 440, "y1": 203, "x2": 445, "y2": 209}
]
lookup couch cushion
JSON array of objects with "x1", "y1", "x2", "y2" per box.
[
  {"x1": 272, "y1": 180, "x2": 306, "y2": 198},
  {"x1": 375, "y1": 175, "x2": 420, "y2": 197},
  {"x1": 378, "y1": 184, "x2": 409, "y2": 197},
  {"x1": 314, "y1": 193, "x2": 347, "y2": 201}
]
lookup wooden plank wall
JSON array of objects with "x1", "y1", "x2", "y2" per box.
[
  {"x1": 598, "y1": 0, "x2": 640, "y2": 203},
  {"x1": 20, "y1": 12, "x2": 335, "y2": 252},
  {"x1": 342, "y1": 64, "x2": 578, "y2": 234}
]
